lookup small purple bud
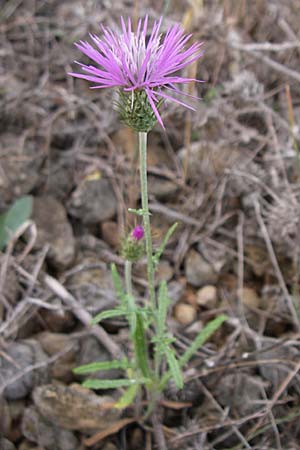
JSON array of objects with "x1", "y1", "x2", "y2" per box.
[{"x1": 131, "y1": 225, "x2": 144, "y2": 241}]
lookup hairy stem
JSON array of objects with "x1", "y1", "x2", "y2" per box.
[
  {"x1": 138, "y1": 131, "x2": 156, "y2": 310},
  {"x1": 138, "y1": 132, "x2": 162, "y2": 413}
]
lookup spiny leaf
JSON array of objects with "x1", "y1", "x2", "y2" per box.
[
  {"x1": 91, "y1": 308, "x2": 126, "y2": 325},
  {"x1": 160, "y1": 314, "x2": 228, "y2": 390},
  {"x1": 127, "y1": 294, "x2": 137, "y2": 335},
  {"x1": 82, "y1": 377, "x2": 151, "y2": 390},
  {"x1": 153, "y1": 222, "x2": 178, "y2": 266},
  {"x1": 157, "y1": 281, "x2": 170, "y2": 336},
  {"x1": 133, "y1": 312, "x2": 151, "y2": 378},
  {"x1": 114, "y1": 383, "x2": 140, "y2": 409},
  {"x1": 179, "y1": 314, "x2": 228, "y2": 367},
  {"x1": 165, "y1": 348, "x2": 183, "y2": 389},
  {"x1": 73, "y1": 358, "x2": 131, "y2": 374},
  {"x1": 111, "y1": 263, "x2": 126, "y2": 304},
  {"x1": 0, "y1": 196, "x2": 33, "y2": 250}
]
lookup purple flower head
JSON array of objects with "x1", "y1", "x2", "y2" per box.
[
  {"x1": 131, "y1": 225, "x2": 144, "y2": 241},
  {"x1": 69, "y1": 17, "x2": 203, "y2": 129}
]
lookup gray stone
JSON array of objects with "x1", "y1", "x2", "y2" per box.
[
  {"x1": 68, "y1": 178, "x2": 117, "y2": 224},
  {"x1": 46, "y1": 158, "x2": 73, "y2": 202},
  {"x1": 167, "y1": 280, "x2": 185, "y2": 304},
  {"x1": 258, "y1": 339, "x2": 299, "y2": 392},
  {"x1": 76, "y1": 336, "x2": 121, "y2": 380},
  {"x1": 185, "y1": 249, "x2": 218, "y2": 287},
  {"x1": 40, "y1": 299, "x2": 76, "y2": 333},
  {"x1": 0, "y1": 340, "x2": 48, "y2": 400},
  {"x1": 32, "y1": 196, "x2": 75, "y2": 270},
  {"x1": 36, "y1": 332, "x2": 78, "y2": 383},
  {"x1": 215, "y1": 373, "x2": 263, "y2": 416},
  {"x1": 32, "y1": 383, "x2": 120, "y2": 430},
  {"x1": 67, "y1": 256, "x2": 114, "y2": 314},
  {"x1": 0, "y1": 438, "x2": 16, "y2": 450},
  {"x1": 148, "y1": 175, "x2": 178, "y2": 199},
  {"x1": 0, "y1": 134, "x2": 43, "y2": 208},
  {"x1": 22, "y1": 406, "x2": 80, "y2": 450}
]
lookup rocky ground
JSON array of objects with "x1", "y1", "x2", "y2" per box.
[{"x1": 1, "y1": 0, "x2": 300, "y2": 449}]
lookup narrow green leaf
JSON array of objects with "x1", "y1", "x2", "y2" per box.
[
  {"x1": 153, "y1": 222, "x2": 178, "y2": 266},
  {"x1": 114, "y1": 383, "x2": 140, "y2": 409},
  {"x1": 73, "y1": 358, "x2": 130, "y2": 374},
  {"x1": 133, "y1": 312, "x2": 151, "y2": 378},
  {"x1": 111, "y1": 263, "x2": 126, "y2": 304},
  {"x1": 157, "y1": 281, "x2": 170, "y2": 336},
  {"x1": 127, "y1": 294, "x2": 137, "y2": 335},
  {"x1": 0, "y1": 196, "x2": 33, "y2": 250},
  {"x1": 91, "y1": 308, "x2": 126, "y2": 325},
  {"x1": 160, "y1": 314, "x2": 228, "y2": 390},
  {"x1": 82, "y1": 377, "x2": 150, "y2": 390},
  {"x1": 165, "y1": 348, "x2": 183, "y2": 389},
  {"x1": 179, "y1": 314, "x2": 228, "y2": 367}
]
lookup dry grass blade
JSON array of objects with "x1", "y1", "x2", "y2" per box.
[
  {"x1": 83, "y1": 417, "x2": 137, "y2": 446},
  {"x1": 44, "y1": 274, "x2": 124, "y2": 359},
  {"x1": 253, "y1": 199, "x2": 300, "y2": 330}
]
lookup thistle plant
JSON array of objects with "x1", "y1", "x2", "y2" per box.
[{"x1": 70, "y1": 16, "x2": 227, "y2": 415}]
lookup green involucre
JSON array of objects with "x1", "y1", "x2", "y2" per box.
[{"x1": 116, "y1": 90, "x2": 162, "y2": 133}]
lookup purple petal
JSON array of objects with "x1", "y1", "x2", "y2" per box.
[
  {"x1": 69, "y1": 16, "x2": 204, "y2": 129},
  {"x1": 154, "y1": 90, "x2": 196, "y2": 111},
  {"x1": 146, "y1": 88, "x2": 165, "y2": 129}
]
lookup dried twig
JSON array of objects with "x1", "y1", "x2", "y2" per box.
[
  {"x1": 0, "y1": 343, "x2": 75, "y2": 396},
  {"x1": 253, "y1": 198, "x2": 300, "y2": 330},
  {"x1": 230, "y1": 43, "x2": 300, "y2": 83},
  {"x1": 231, "y1": 41, "x2": 300, "y2": 52},
  {"x1": 152, "y1": 408, "x2": 168, "y2": 450},
  {"x1": 249, "y1": 359, "x2": 300, "y2": 440},
  {"x1": 43, "y1": 274, "x2": 124, "y2": 359}
]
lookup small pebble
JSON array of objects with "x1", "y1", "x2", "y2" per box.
[
  {"x1": 175, "y1": 303, "x2": 197, "y2": 325},
  {"x1": 101, "y1": 221, "x2": 120, "y2": 248},
  {"x1": 237, "y1": 287, "x2": 260, "y2": 309},
  {"x1": 196, "y1": 285, "x2": 217, "y2": 308}
]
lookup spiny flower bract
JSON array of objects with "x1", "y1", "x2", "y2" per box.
[{"x1": 69, "y1": 16, "x2": 203, "y2": 130}]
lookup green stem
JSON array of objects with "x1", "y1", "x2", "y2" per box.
[
  {"x1": 138, "y1": 132, "x2": 162, "y2": 415},
  {"x1": 138, "y1": 131, "x2": 156, "y2": 310},
  {"x1": 138, "y1": 132, "x2": 162, "y2": 414}
]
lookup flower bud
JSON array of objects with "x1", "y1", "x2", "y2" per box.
[
  {"x1": 121, "y1": 226, "x2": 145, "y2": 262},
  {"x1": 131, "y1": 225, "x2": 144, "y2": 241}
]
